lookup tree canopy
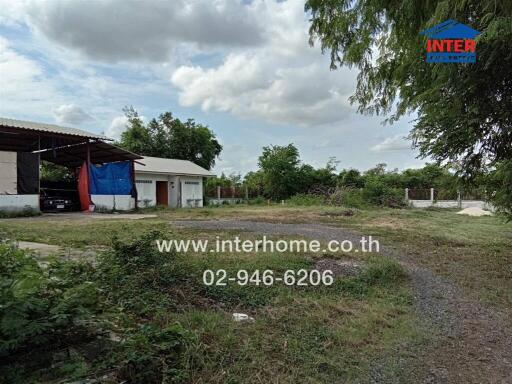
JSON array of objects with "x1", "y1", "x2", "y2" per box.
[
  {"x1": 306, "y1": 0, "x2": 512, "y2": 212},
  {"x1": 119, "y1": 107, "x2": 222, "y2": 170}
]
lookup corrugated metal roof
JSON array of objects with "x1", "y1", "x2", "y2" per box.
[
  {"x1": 135, "y1": 156, "x2": 215, "y2": 177},
  {"x1": 39, "y1": 141, "x2": 143, "y2": 167},
  {"x1": 0, "y1": 117, "x2": 107, "y2": 140}
]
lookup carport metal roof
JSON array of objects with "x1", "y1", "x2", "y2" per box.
[
  {"x1": 39, "y1": 141, "x2": 142, "y2": 168},
  {"x1": 0, "y1": 117, "x2": 142, "y2": 166}
]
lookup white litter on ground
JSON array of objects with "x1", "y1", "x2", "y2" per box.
[
  {"x1": 232, "y1": 313, "x2": 255, "y2": 322},
  {"x1": 456, "y1": 207, "x2": 493, "y2": 216}
]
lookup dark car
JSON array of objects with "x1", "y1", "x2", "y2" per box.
[{"x1": 40, "y1": 188, "x2": 78, "y2": 212}]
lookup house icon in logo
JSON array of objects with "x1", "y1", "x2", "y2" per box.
[{"x1": 420, "y1": 20, "x2": 480, "y2": 63}]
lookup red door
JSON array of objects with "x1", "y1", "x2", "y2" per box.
[{"x1": 156, "y1": 181, "x2": 168, "y2": 206}]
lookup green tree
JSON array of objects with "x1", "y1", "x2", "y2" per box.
[
  {"x1": 338, "y1": 169, "x2": 364, "y2": 188},
  {"x1": 258, "y1": 144, "x2": 301, "y2": 200},
  {"x1": 40, "y1": 161, "x2": 74, "y2": 182},
  {"x1": 243, "y1": 170, "x2": 266, "y2": 196},
  {"x1": 486, "y1": 161, "x2": 512, "y2": 217},
  {"x1": 119, "y1": 106, "x2": 151, "y2": 156},
  {"x1": 306, "y1": 0, "x2": 512, "y2": 213},
  {"x1": 119, "y1": 108, "x2": 222, "y2": 170}
]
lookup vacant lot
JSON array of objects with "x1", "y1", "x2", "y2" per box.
[{"x1": 1, "y1": 205, "x2": 511, "y2": 383}]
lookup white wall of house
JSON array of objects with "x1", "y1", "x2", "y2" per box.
[
  {"x1": 180, "y1": 176, "x2": 203, "y2": 208},
  {"x1": 169, "y1": 176, "x2": 179, "y2": 207},
  {"x1": 134, "y1": 172, "x2": 204, "y2": 208},
  {"x1": 134, "y1": 173, "x2": 167, "y2": 207}
]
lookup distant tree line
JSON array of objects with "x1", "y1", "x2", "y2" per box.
[{"x1": 205, "y1": 143, "x2": 503, "y2": 210}]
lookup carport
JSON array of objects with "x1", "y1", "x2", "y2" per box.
[{"x1": 0, "y1": 117, "x2": 142, "y2": 212}]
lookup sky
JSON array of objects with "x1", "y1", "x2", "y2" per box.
[{"x1": 0, "y1": 0, "x2": 426, "y2": 176}]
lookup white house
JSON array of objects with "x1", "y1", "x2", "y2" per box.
[{"x1": 134, "y1": 156, "x2": 214, "y2": 208}]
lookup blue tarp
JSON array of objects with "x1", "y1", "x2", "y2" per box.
[{"x1": 89, "y1": 161, "x2": 133, "y2": 195}]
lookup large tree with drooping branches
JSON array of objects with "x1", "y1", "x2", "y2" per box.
[{"x1": 306, "y1": 0, "x2": 512, "y2": 214}]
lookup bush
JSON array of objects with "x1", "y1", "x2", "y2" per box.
[
  {"x1": 339, "y1": 188, "x2": 368, "y2": 208},
  {"x1": 97, "y1": 230, "x2": 188, "y2": 314},
  {"x1": 0, "y1": 233, "x2": 199, "y2": 383},
  {"x1": 0, "y1": 243, "x2": 102, "y2": 358},
  {"x1": 248, "y1": 196, "x2": 266, "y2": 205},
  {"x1": 287, "y1": 193, "x2": 325, "y2": 206},
  {"x1": 116, "y1": 324, "x2": 191, "y2": 383},
  {"x1": 362, "y1": 179, "x2": 406, "y2": 208}
]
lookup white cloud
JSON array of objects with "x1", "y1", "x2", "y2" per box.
[
  {"x1": 0, "y1": 36, "x2": 63, "y2": 119},
  {"x1": 171, "y1": 1, "x2": 356, "y2": 127},
  {"x1": 105, "y1": 115, "x2": 129, "y2": 140},
  {"x1": 53, "y1": 104, "x2": 92, "y2": 124},
  {"x1": 18, "y1": 0, "x2": 263, "y2": 62},
  {"x1": 371, "y1": 135, "x2": 411, "y2": 152}
]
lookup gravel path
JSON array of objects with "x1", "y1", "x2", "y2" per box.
[{"x1": 173, "y1": 219, "x2": 512, "y2": 383}]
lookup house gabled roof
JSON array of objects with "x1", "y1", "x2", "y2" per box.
[
  {"x1": 134, "y1": 156, "x2": 215, "y2": 177},
  {"x1": 420, "y1": 19, "x2": 480, "y2": 39}
]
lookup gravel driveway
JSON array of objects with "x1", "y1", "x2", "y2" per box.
[{"x1": 173, "y1": 219, "x2": 512, "y2": 383}]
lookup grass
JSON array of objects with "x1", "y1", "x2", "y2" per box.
[
  {"x1": 320, "y1": 207, "x2": 512, "y2": 317},
  {"x1": 0, "y1": 208, "x2": 430, "y2": 383},
  {"x1": 3, "y1": 204, "x2": 510, "y2": 381},
  {"x1": 2, "y1": 205, "x2": 510, "y2": 316}
]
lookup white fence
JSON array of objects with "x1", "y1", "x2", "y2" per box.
[{"x1": 405, "y1": 188, "x2": 492, "y2": 210}]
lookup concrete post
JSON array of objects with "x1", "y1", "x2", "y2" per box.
[
  {"x1": 217, "y1": 186, "x2": 221, "y2": 200},
  {"x1": 405, "y1": 188, "x2": 409, "y2": 201},
  {"x1": 457, "y1": 191, "x2": 462, "y2": 209},
  {"x1": 245, "y1": 186, "x2": 249, "y2": 202},
  {"x1": 430, "y1": 188, "x2": 435, "y2": 205}
]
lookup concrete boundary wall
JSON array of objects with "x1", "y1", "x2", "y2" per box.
[
  {"x1": 0, "y1": 195, "x2": 39, "y2": 212},
  {"x1": 409, "y1": 199, "x2": 492, "y2": 210},
  {"x1": 406, "y1": 188, "x2": 493, "y2": 210}
]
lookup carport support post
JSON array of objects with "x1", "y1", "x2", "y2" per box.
[
  {"x1": 86, "y1": 140, "x2": 91, "y2": 211},
  {"x1": 131, "y1": 160, "x2": 138, "y2": 210}
]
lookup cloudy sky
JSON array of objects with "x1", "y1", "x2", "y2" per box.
[{"x1": 0, "y1": 0, "x2": 425, "y2": 175}]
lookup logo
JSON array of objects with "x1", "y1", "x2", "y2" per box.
[{"x1": 420, "y1": 19, "x2": 480, "y2": 63}]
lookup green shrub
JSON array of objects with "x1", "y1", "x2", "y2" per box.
[
  {"x1": 96, "y1": 230, "x2": 188, "y2": 314},
  {"x1": 362, "y1": 179, "x2": 406, "y2": 208},
  {"x1": 248, "y1": 196, "x2": 266, "y2": 205},
  {"x1": 340, "y1": 188, "x2": 368, "y2": 208},
  {"x1": 287, "y1": 193, "x2": 325, "y2": 206},
  {"x1": 116, "y1": 324, "x2": 191, "y2": 383},
  {"x1": 0, "y1": 243, "x2": 102, "y2": 358}
]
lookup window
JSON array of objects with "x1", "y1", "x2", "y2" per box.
[
  {"x1": 184, "y1": 181, "x2": 200, "y2": 185},
  {"x1": 136, "y1": 180, "x2": 153, "y2": 184}
]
